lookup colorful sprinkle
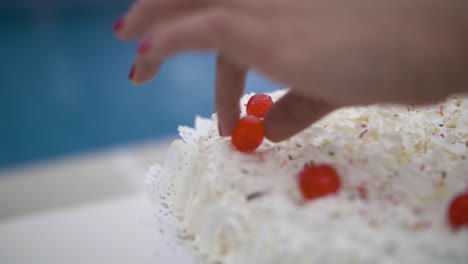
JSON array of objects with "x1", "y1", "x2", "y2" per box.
[
  {"x1": 359, "y1": 129, "x2": 369, "y2": 139},
  {"x1": 419, "y1": 165, "x2": 425, "y2": 172}
]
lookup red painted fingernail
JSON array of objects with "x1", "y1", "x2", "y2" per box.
[
  {"x1": 113, "y1": 18, "x2": 125, "y2": 33},
  {"x1": 129, "y1": 64, "x2": 135, "y2": 81},
  {"x1": 138, "y1": 40, "x2": 151, "y2": 54}
]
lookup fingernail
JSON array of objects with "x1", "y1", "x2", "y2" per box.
[
  {"x1": 137, "y1": 39, "x2": 151, "y2": 54},
  {"x1": 113, "y1": 18, "x2": 125, "y2": 33},
  {"x1": 128, "y1": 64, "x2": 135, "y2": 81}
]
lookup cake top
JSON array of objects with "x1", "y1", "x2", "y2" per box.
[{"x1": 147, "y1": 90, "x2": 468, "y2": 264}]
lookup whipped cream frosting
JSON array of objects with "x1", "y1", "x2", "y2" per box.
[{"x1": 146, "y1": 90, "x2": 468, "y2": 264}]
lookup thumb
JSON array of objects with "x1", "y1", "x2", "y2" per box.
[{"x1": 264, "y1": 92, "x2": 334, "y2": 142}]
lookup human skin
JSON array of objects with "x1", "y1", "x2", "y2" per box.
[{"x1": 114, "y1": 0, "x2": 468, "y2": 142}]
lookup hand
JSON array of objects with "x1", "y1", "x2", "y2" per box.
[{"x1": 114, "y1": 0, "x2": 468, "y2": 142}]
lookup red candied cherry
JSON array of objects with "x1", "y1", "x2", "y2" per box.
[
  {"x1": 298, "y1": 163, "x2": 341, "y2": 200},
  {"x1": 246, "y1": 94, "x2": 273, "y2": 118},
  {"x1": 448, "y1": 191, "x2": 468, "y2": 230},
  {"x1": 231, "y1": 115, "x2": 265, "y2": 152}
]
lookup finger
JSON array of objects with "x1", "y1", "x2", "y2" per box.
[
  {"x1": 114, "y1": 0, "x2": 203, "y2": 40},
  {"x1": 136, "y1": 7, "x2": 272, "y2": 69},
  {"x1": 263, "y1": 92, "x2": 334, "y2": 142},
  {"x1": 215, "y1": 54, "x2": 247, "y2": 136},
  {"x1": 128, "y1": 61, "x2": 162, "y2": 85}
]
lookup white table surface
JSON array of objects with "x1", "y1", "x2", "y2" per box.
[
  {"x1": 0, "y1": 139, "x2": 173, "y2": 264},
  {"x1": 0, "y1": 193, "x2": 160, "y2": 264}
]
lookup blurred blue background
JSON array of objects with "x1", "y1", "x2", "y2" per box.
[{"x1": 0, "y1": 1, "x2": 280, "y2": 169}]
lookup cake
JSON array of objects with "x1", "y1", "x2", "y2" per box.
[{"x1": 146, "y1": 90, "x2": 468, "y2": 264}]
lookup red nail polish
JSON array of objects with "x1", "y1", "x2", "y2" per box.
[
  {"x1": 113, "y1": 18, "x2": 125, "y2": 33},
  {"x1": 138, "y1": 40, "x2": 151, "y2": 54},
  {"x1": 129, "y1": 64, "x2": 135, "y2": 80}
]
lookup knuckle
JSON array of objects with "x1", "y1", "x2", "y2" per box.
[{"x1": 206, "y1": 8, "x2": 234, "y2": 37}]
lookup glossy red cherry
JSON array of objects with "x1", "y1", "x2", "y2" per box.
[
  {"x1": 448, "y1": 191, "x2": 468, "y2": 230},
  {"x1": 298, "y1": 164, "x2": 341, "y2": 200},
  {"x1": 246, "y1": 94, "x2": 273, "y2": 118},
  {"x1": 231, "y1": 115, "x2": 265, "y2": 152}
]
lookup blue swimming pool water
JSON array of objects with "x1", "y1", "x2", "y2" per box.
[{"x1": 0, "y1": 7, "x2": 281, "y2": 169}]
